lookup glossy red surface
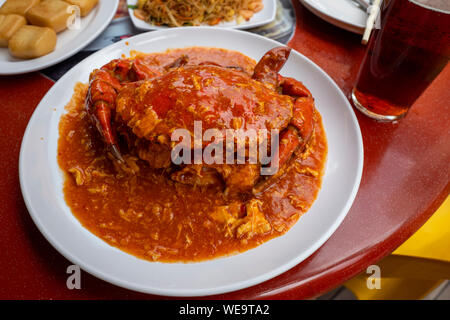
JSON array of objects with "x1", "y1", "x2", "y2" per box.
[{"x1": 0, "y1": 1, "x2": 448, "y2": 299}]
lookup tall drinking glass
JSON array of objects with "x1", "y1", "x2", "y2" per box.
[{"x1": 352, "y1": 0, "x2": 449, "y2": 121}]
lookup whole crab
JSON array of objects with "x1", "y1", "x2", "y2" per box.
[{"x1": 85, "y1": 47, "x2": 316, "y2": 195}]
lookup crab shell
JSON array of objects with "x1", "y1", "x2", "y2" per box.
[{"x1": 114, "y1": 65, "x2": 294, "y2": 148}]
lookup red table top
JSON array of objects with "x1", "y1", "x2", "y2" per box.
[{"x1": 0, "y1": 1, "x2": 448, "y2": 299}]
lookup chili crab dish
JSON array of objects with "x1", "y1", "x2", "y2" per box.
[{"x1": 58, "y1": 46, "x2": 327, "y2": 262}]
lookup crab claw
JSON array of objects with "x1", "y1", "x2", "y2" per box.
[
  {"x1": 86, "y1": 67, "x2": 124, "y2": 162},
  {"x1": 252, "y1": 47, "x2": 313, "y2": 167},
  {"x1": 280, "y1": 75, "x2": 315, "y2": 145},
  {"x1": 252, "y1": 46, "x2": 292, "y2": 90},
  {"x1": 85, "y1": 58, "x2": 163, "y2": 163},
  {"x1": 278, "y1": 96, "x2": 315, "y2": 163},
  {"x1": 276, "y1": 76, "x2": 316, "y2": 168},
  {"x1": 253, "y1": 95, "x2": 315, "y2": 194}
]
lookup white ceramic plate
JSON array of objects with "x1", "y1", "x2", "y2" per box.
[
  {"x1": 0, "y1": 0, "x2": 119, "y2": 75},
  {"x1": 299, "y1": 0, "x2": 367, "y2": 34},
  {"x1": 127, "y1": 0, "x2": 276, "y2": 30},
  {"x1": 19, "y1": 27, "x2": 363, "y2": 297}
]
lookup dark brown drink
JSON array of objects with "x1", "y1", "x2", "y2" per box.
[{"x1": 352, "y1": 0, "x2": 450, "y2": 121}]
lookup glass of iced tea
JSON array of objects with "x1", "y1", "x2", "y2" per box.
[{"x1": 352, "y1": 0, "x2": 450, "y2": 121}]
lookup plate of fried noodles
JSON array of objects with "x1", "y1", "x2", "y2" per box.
[{"x1": 128, "y1": 0, "x2": 276, "y2": 30}]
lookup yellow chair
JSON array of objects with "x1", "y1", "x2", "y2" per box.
[{"x1": 345, "y1": 196, "x2": 450, "y2": 300}]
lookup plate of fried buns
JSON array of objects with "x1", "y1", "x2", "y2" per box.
[{"x1": 0, "y1": 0, "x2": 118, "y2": 75}]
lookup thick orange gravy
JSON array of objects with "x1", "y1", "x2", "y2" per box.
[{"x1": 57, "y1": 47, "x2": 328, "y2": 262}]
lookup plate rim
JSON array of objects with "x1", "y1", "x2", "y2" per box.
[
  {"x1": 19, "y1": 27, "x2": 364, "y2": 297},
  {"x1": 127, "y1": 0, "x2": 277, "y2": 31},
  {"x1": 299, "y1": 0, "x2": 366, "y2": 34},
  {"x1": 0, "y1": 0, "x2": 119, "y2": 75}
]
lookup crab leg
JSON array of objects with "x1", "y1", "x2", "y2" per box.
[{"x1": 252, "y1": 46, "x2": 292, "y2": 90}]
